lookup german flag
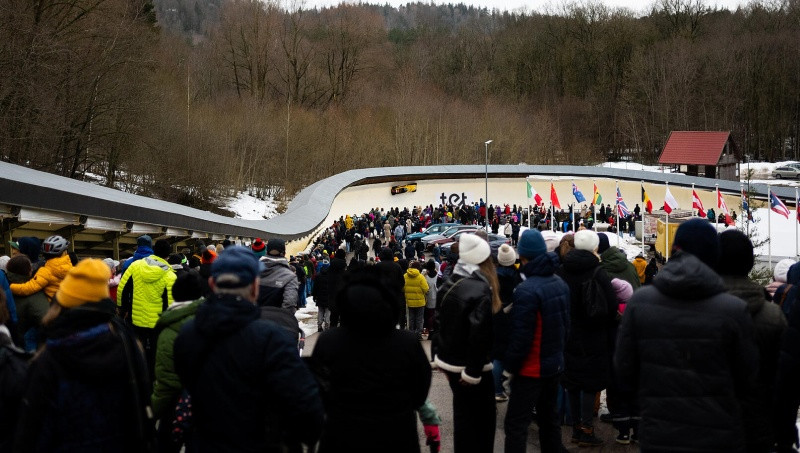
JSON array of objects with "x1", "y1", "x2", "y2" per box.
[{"x1": 642, "y1": 185, "x2": 653, "y2": 214}]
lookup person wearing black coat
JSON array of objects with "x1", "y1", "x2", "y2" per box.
[
  {"x1": 555, "y1": 230, "x2": 617, "y2": 447},
  {"x1": 313, "y1": 262, "x2": 333, "y2": 331},
  {"x1": 615, "y1": 219, "x2": 759, "y2": 452},
  {"x1": 775, "y1": 282, "x2": 800, "y2": 451},
  {"x1": 14, "y1": 260, "x2": 155, "y2": 453},
  {"x1": 310, "y1": 266, "x2": 431, "y2": 453},
  {"x1": 326, "y1": 252, "x2": 348, "y2": 329},
  {"x1": 717, "y1": 230, "x2": 787, "y2": 452},
  {"x1": 174, "y1": 247, "x2": 323, "y2": 452},
  {"x1": 433, "y1": 234, "x2": 499, "y2": 453},
  {"x1": 491, "y1": 244, "x2": 521, "y2": 401}
]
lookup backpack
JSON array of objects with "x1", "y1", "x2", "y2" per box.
[{"x1": 581, "y1": 267, "x2": 608, "y2": 319}]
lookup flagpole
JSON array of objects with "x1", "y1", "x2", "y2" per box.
[
  {"x1": 551, "y1": 179, "x2": 555, "y2": 233},
  {"x1": 715, "y1": 184, "x2": 719, "y2": 232},
  {"x1": 665, "y1": 181, "x2": 670, "y2": 261},
  {"x1": 593, "y1": 179, "x2": 597, "y2": 232},
  {"x1": 768, "y1": 184, "x2": 772, "y2": 271},
  {"x1": 615, "y1": 180, "x2": 620, "y2": 247},
  {"x1": 572, "y1": 201, "x2": 575, "y2": 232},
  {"x1": 740, "y1": 183, "x2": 744, "y2": 231},
  {"x1": 641, "y1": 180, "x2": 645, "y2": 256},
  {"x1": 691, "y1": 183, "x2": 696, "y2": 217}
]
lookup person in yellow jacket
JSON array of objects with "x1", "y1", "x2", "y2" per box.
[
  {"x1": 9, "y1": 235, "x2": 73, "y2": 302},
  {"x1": 117, "y1": 239, "x2": 176, "y2": 379},
  {"x1": 632, "y1": 255, "x2": 647, "y2": 285},
  {"x1": 404, "y1": 261, "x2": 429, "y2": 340}
]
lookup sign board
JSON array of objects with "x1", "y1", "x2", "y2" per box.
[
  {"x1": 643, "y1": 215, "x2": 659, "y2": 245},
  {"x1": 437, "y1": 192, "x2": 476, "y2": 208}
]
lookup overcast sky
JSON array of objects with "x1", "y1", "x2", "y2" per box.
[{"x1": 303, "y1": 0, "x2": 749, "y2": 16}]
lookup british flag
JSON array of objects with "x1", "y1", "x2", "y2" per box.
[{"x1": 617, "y1": 187, "x2": 630, "y2": 217}]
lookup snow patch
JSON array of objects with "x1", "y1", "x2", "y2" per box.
[{"x1": 219, "y1": 189, "x2": 279, "y2": 220}]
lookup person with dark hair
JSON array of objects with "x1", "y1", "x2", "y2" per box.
[
  {"x1": 717, "y1": 229, "x2": 786, "y2": 451},
  {"x1": 6, "y1": 255, "x2": 48, "y2": 352},
  {"x1": 434, "y1": 234, "x2": 501, "y2": 452},
  {"x1": 117, "y1": 238, "x2": 177, "y2": 380},
  {"x1": 174, "y1": 247, "x2": 323, "y2": 452},
  {"x1": 14, "y1": 259, "x2": 154, "y2": 452},
  {"x1": 615, "y1": 219, "x2": 759, "y2": 452},
  {"x1": 310, "y1": 266, "x2": 432, "y2": 452},
  {"x1": 152, "y1": 270, "x2": 204, "y2": 452}
]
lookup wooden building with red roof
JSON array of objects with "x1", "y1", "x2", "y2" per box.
[{"x1": 658, "y1": 131, "x2": 741, "y2": 181}]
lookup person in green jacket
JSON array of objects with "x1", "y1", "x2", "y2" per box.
[
  {"x1": 118, "y1": 239, "x2": 177, "y2": 381},
  {"x1": 597, "y1": 234, "x2": 641, "y2": 290},
  {"x1": 403, "y1": 261, "x2": 429, "y2": 340},
  {"x1": 152, "y1": 270, "x2": 203, "y2": 453}
]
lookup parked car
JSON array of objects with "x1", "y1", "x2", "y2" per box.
[
  {"x1": 407, "y1": 223, "x2": 459, "y2": 243},
  {"x1": 420, "y1": 224, "x2": 478, "y2": 245},
  {"x1": 772, "y1": 166, "x2": 800, "y2": 179},
  {"x1": 439, "y1": 233, "x2": 510, "y2": 255}
]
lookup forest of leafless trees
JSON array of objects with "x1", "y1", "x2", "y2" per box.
[{"x1": 1, "y1": 0, "x2": 799, "y2": 210}]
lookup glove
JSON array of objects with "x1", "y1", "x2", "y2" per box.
[{"x1": 424, "y1": 425, "x2": 440, "y2": 452}]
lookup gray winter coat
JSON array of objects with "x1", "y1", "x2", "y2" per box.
[{"x1": 257, "y1": 257, "x2": 299, "y2": 314}]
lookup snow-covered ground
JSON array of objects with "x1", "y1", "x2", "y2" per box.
[
  {"x1": 296, "y1": 297, "x2": 319, "y2": 338},
  {"x1": 596, "y1": 162, "x2": 679, "y2": 173},
  {"x1": 219, "y1": 190, "x2": 279, "y2": 220}
]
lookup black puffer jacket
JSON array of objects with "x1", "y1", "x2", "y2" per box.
[
  {"x1": 556, "y1": 249, "x2": 617, "y2": 392},
  {"x1": 491, "y1": 265, "x2": 521, "y2": 361},
  {"x1": 433, "y1": 264, "x2": 494, "y2": 383},
  {"x1": 615, "y1": 253, "x2": 759, "y2": 453},
  {"x1": 722, "y1": 275, "x2": 786, "y2": 451}
]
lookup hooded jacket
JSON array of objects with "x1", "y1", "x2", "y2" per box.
[
  {"x1": 491, "y1": 265, "x2": 521, "y2": 361},
  {"x1": 117, "y1": 255, "x2": 177, "y2": 329},
  {"x1": 433, "y1": 263, "x2": 494, "y2": 384},
  {"x1": 504, "y1": 253, "x2": 570, "y2": 378},
  {"x1": 120, "y1": 245, "x2": 155, "y2": 275},
  {"x1": 174, "y1": 293, "x2": 323, "y2": 452},
  {"x1": 632, "y1": 256, "x2": 647, "y2": 284},
  {"x1": 600, "y1": 246, "x2": 641, "y2": 290},
  {"x1": 310, "y1": 283, "x2": 431, "y2": 452},
  {"x1": 556, "y1": 249, "x2": 617, "y2": 391},
  {"x1": 7, "y1": 271, "x2": 49, "y2": 334},
  {"x1": 14, "y1": 301, "x2": 153, "y2": 453},
  {"x1": 403, "y1": 268, "x2": 429, "y2": 308},
  {"x1": 151, "y1": 299, "x2": 202, "y2": 420},
  {"x1": 615, "y1": 253, "x2": 759, "y2": 452},
  {"x1": 257, "y1": 257, "x2": 299, "y2": 314},
  {"x1": 10, "y1": 253, "x2": 73, "y2": 302}
]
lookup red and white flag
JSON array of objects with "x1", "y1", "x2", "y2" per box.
[
  {"x1": 692, "y1": 190, "x2": 706, "y2": 218},
  {"x1": 718, "y1": 188, "x2": 733, "y2": 225},
  {"x1": 550, "y1": 183, "x2": 561, "y2": 210},
  {"x1": 663, "y1": 186, "x2": 679, "y2": 214}
]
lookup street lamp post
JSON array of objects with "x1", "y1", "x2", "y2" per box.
[{"x1": 485, "y1": 140, "x2": 492, "y2": 231}]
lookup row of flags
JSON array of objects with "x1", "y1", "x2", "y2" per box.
[{"x1": 524, "y1": 180, "x2": 799, "y2": 223}]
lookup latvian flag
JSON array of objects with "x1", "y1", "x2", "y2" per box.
[{"x1": 692, "y1": 190, "x2": 706, "y2": 218}]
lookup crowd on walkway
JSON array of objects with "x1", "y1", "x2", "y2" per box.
[{"x1": 1, "y1": 199, "x2": 799, "y2": 453}]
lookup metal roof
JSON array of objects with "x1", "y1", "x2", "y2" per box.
[
  {"x1": 0, "y1": 161, "x2": 787, "y2": 242},
  {"x1": 658, "y1": 131, "x2": 732, "y2": 166}
]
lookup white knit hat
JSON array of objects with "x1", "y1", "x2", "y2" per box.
[
  {"x1": 541, "y1": 230, "x2": 560, "y2": 253},
  {"x1": 775, "y1": 259, "x2": 796, "y2": 283},
  {"x1": 574, "y1": 230, "x2": 600, "y2": 253},
  {"x1": 497, "y1": 244, "x2": 517, "y2": 267},
  {"x1": 458, "y1": 234, "x2": 490, "y2": 265}
]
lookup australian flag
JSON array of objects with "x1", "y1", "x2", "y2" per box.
[{"x1": 572, "y1": 183, "x2": 586, "y2": 203}]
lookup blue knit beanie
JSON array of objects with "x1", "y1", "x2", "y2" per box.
[
  {"x1": 673, "y1": 218, "x2": 719, "y2": 268},
  {"x1": 517, "y1": 229, "x2": 547, "y2": 259}
]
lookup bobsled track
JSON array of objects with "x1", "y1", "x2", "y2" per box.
[{"x1": 0, "y1": 161, "x2": 780, "y2": 258}]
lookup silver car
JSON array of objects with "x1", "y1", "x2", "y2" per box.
[{"x1": 772, "y1": 166, "x2": 800, "y2": 179}]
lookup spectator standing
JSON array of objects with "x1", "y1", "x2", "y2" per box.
[
  {"x1": 503, "y1": 230, "x2": 570, "y2": 453},
  {"x1": 434, "y1": 234, "x2": 500, "y2": 452},
  {"x1": 174, "y1": 246, "x2": 323, "y2": 452},
  {"x1": 615, "y1": 219, "x2": 759, "y2": 452}
]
